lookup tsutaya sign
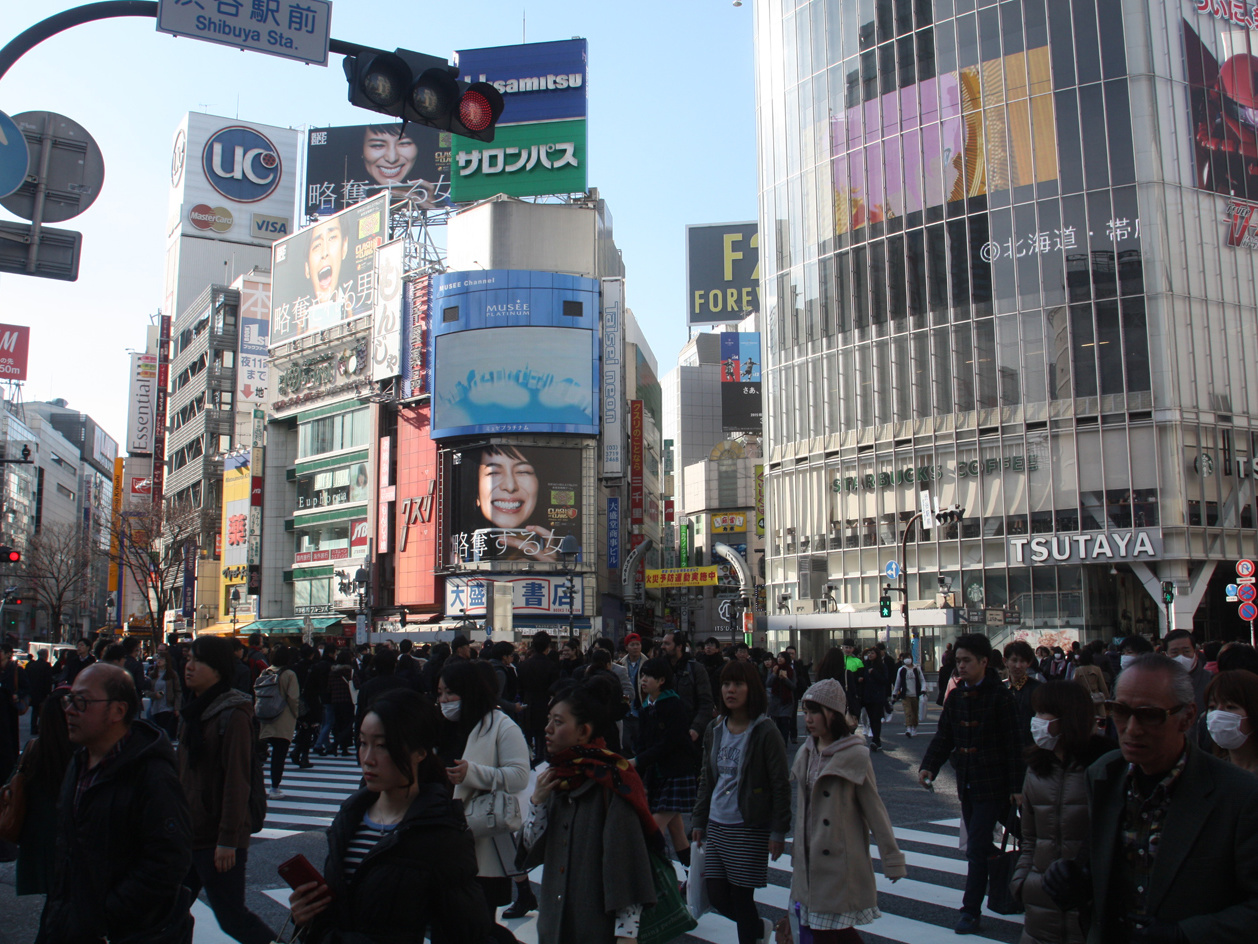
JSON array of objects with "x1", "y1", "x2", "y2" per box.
[{"x1": 1008, "y1": 530, "x2": 1162, "y2": 565}]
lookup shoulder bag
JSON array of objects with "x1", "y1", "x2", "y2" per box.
[
  {"x1": 986, "y1": 811, "x2": 1024, "y2": 915},
  {"x1": 464, "y1": 719, "x2": 523, "y2": 837},
  {"x1": 0, "y1": 740, "x2": 32, "y2": 843}
]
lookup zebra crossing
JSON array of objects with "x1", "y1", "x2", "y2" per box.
[{"x1": 194, "y1": 748, "x2": 1027, "y2": 944}]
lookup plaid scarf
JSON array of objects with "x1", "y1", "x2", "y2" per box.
[{"x1": 548, "y1": 739, "x2": 662, "y2": 849}]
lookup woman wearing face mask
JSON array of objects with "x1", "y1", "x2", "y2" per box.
[
  {"x1": 519, "y1": 680, "x2": 659, "y2": 944},
  {"x1": 1010, "y1": 682, "x2": 1115, "y2": 943},
  {"x1": 891, "y1": 653, "x2": 927, "y2": 737},
  {"x1": 1203, "y1": 670, "x2": 1258, "y2": 774},
  {"x1": 437, "y1": 660, "x2": 531, "y2": 942}
]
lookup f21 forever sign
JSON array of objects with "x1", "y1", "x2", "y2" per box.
[{"x1": 687, "y1": 222, "x2": 759, "y2": 326}]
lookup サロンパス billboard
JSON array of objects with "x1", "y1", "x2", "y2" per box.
[
  {"x1": 449, "y1": 119, "x2": 587, "y2": 203},
  {"x1": 305, "y1": 124, "x2": 450, "y2": 217},
  {"x1": 429, "y1": 270, "x2": 599, "y2": 438},
  {"x1": 449, "y1": 443, "x2": 584, "y2": 566},
  {"x1": 687, "y1": 222, "x2": 760, "y2": 326},
  {"x1": 269, "y1": 194, "x2": 387, "y2": 347}
]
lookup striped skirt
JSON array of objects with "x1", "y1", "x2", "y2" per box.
[{"x1": 702, "y1": 820, "x2": 771, "y2": 888}]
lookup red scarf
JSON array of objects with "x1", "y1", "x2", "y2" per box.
[{"x1": 547, "y1": 740, "x2": 661, "y2": 846}]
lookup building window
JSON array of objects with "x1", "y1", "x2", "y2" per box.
[{"x1": 298, "y1": 408, "x2": 370, "y2": 459}]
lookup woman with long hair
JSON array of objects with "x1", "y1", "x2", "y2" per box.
[
  {"x1": 437, "y1": 660, "x2": 530, "y2": 942},
  {"x1": 519, "y1": 680, "x2": 659, "y2": 944},
  {"x1": 1204, "y1": 670, "x2": 1258, "y2": 774},
  {"x1": 288, "y1": 689, "x2": 490, "y2": 943},
  {"x1": 1010, "y1": 681, "x2": 1116, "y2": 943},
  {"x1": 691, "y1": 660, "x2": 791, "y2": 944},
  {"x1": 15, "y1": 683, "x2": 74, "y2": 895},
  {"x1": 791, "y1": 679, "x2": 905, "y2": 942}
]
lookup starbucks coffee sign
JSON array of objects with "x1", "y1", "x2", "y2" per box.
[{"x1": 1008, "y1": 530, "x2": 1161, "y2": 565}]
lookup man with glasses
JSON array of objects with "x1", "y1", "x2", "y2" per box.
[
  {"x1": 1044, "y1": 653, "x2": 1258, "y2": 943},
  {"x1": 37, "y1": 664, "x2": 192, "y2": 944}
]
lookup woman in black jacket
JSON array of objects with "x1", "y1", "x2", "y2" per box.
[
  {"x1": 631, "y1": 657, "x2": 696, "y2": 872},
  {"x1": 860, "y1": 648, "x2": 890, "y2": 751},
  {"x1": 288, "y1": 688, "x2": 490, "y2": 944}
]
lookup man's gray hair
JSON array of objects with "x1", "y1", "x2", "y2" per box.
[{"x1": 1123, "y1": 652, "x2": 1195, "y2": 706}]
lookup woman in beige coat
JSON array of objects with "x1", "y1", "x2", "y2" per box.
[
  {"x1": 1010, "y1": 681, "x2": 1115, "y2": 944},
  {"x1": 790, "y1": 679, "x2": 906, "y2": 943},
  {"x1": 256, "y1": 645, "x2": 301, "y2": 800}
]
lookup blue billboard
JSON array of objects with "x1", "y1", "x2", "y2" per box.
[
  {"x1": 430, "y1": 270, "x2": 600, "y2": 438},
  {"x1": 456, "y1": 39, "x2": 588, "y2": 125}
]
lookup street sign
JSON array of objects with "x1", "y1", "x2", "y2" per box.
[
  {"x1": 0, "y1": 111, "x2": 28, "y2": 200},
  {"x1": 156, "y1": 0, "x2": 332, "y2": 66},
  {"x1": 1240, "y1": 601, "x2": 1258, "y2": 622},
  {"x1": 0, "y1": 221, "x2": 81, "y2": 281},
  {"x1": 1240, "y1": 577, "x2": 1256, "y2": 585},
  {"x1": 1238, "y1": 559, "x2": 1256, "y2": 578},
  {"x1": 0, "y1": 112, "x2": 104, "y2": 223},
  {"x1": 1227, "y1": 583, "x2": 1240, "y2": 597},
  {"x1": 1239, "y1": 584, "x2": 1257, "y2": 603},
  {"x1": 884, "y1": 560, "x2": 901, "y2": 581}
]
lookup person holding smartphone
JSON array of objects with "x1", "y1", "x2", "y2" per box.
[{"x1": 287, "y1": 688, "x2": 489, "y2": 943}]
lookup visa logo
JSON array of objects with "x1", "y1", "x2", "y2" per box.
[{"x1": 251, "y1": 213, "x2": 289, "y2": 238}]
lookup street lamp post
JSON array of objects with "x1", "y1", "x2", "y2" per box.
[{"x1": 558, "y1": 535, "x2": 579, "y2": 640}]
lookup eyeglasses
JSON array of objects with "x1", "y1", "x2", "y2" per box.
[
  {"x1": 1104, "y1": 701, "x2": 1187, "y2": 726},
  {"x1": 61, "y1": 694, "x2": 116, "y2": 712}
]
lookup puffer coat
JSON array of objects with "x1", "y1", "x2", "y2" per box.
[{"x1": 1010, "y1": 736, "x2": 1115, "y2": 944}]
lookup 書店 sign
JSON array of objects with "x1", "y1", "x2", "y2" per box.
[
  {"x1": 645, "y1": 567, "x2": 719, "y2": 588},
  {"x1": 1008, "y1": 530, "x2": 1161, "y2": 565},
  {"x1": 156, "y1": 0, "x2": 331, "y2": 65}
]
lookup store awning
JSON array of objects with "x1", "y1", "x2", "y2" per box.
[{"x1": 237, "y1": 617, "x2": 343, "y2": 633}]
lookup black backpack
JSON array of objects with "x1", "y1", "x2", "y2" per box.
[{"x1": 218, "y1": 708, "x2": 267, "y2": 833}]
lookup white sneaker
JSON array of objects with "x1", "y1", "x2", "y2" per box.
[
  {"x1": 907, "y1": 727, "x2": 915, "y2": 737},
  {"x1": 267, "y1": 788, "x2": 284, "y2": 799},
  {"x1": 761, "y1": 917, "x2": 775, "y2": 944}
]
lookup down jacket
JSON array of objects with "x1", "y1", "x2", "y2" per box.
[
  {"x1": 1009, "y1": 736, "x2": 1115, "y2": 944},
  {"x1": 789, "y1": 734, "x2": 906, "y2": 919}
]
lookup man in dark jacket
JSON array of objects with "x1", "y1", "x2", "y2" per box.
[
  {"x1": 1043, "y1": 654, "x2": 1258, "y2": 944},
  {"x1": 919, "y1": 633, "x2": 1022, "y2": 935},
  {"x1": 24, "y1": 648, "x2": 54, "y2": 734},
  {"x1": 38, "y1": 664, "x2": 193, "y2": 944},
  {"x1": 661, "y1": 630, "x2": 715, "y2": 744},
  {"x1": 516, "y1": 632, "x2": 560, "y2": 766},
  {"x1": 419, "y1": 642, "x2": 451, "y2": 695},
  {"x1": 355, "y1": 648, "x2": 411, "y2": 729}
]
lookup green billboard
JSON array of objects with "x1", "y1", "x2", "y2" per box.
[{"x1": 450, "y1": 119, "x2": 587, "y2": 202}]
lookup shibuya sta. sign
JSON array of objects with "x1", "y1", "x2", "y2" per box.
[{"x1": 1008, "y1": 530, "x2": 1162, "y2": 565}]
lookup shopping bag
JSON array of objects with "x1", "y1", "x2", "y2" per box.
[
  {"x1": 639, "y1": 850, "x2": 698, "y2": 944},
  {"x1": 986, "y1": 819, "x2": 1024, "y2": 915},
  {"x1": 687, "y1": 842, "x2": 711, "y2": 918}
]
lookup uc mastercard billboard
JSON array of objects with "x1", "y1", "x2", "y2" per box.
[
  {"x1": 429, "y1": 270, "x2": 600, "y2": 438},
  {"x1": 168, "y1": 112, "x2": 299, "y2": 245}
]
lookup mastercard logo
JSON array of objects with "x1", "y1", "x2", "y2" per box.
[{"x1": 189, "y1": 204, "x2": 234, "y2": 233}]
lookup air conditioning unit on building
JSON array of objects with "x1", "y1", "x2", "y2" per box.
[{"x1": 792, "y1": 600, "x2": 817, "y2": 615}]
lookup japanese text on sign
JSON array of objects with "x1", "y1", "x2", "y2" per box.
[
  {"x1": 644, "y1": 567, "x2": 719, "y2": 588},
  {"x1": 156, "y1": 0, "x2": 332, "y2": 66},
  {"x1": 977, "y1": 218, "x2": 1140, "y2": 263}
]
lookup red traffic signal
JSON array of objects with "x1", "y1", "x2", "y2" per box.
[{"x1": 0, "y1": 546, "x2": 19, "y2": 563}]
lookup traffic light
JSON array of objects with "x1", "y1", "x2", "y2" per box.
[
  {"x1": 880, "y1": 593, "x2": 892, "y2": 618},
  {"x1": 343, "y1": 49, "x2": 506, "y2": 142},
  {"x1": 1162, "y1": 580, "x2": 1175, "y2": 605},
  {"x1": 0, "y1": 546, "x2": 19, "y2": 563},
  {"x1": 934, "y1": 503, "x2": 965, "y2": 526}
]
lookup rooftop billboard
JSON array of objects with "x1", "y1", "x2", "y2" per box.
[{"x1": 305, "y1": 123, "x2": 451, "y2": 217}]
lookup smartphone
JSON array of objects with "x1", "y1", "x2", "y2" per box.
[{"x1": 278, "y1": 854, "x2": 326, "y2": 890}]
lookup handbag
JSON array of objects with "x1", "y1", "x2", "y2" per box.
[
  {"x1": 0, "y1": 741, "x2": 31, "y2": 842},
  {"x1": 638, "y1": 850, "x2": 698, "y2": 944},
  {"x1": 464, "y1": 755, "x2": 523, "y2": 838},
  {"x1": 687, "y1": 841, "x2": 711, "y2": 918},
  {"x1": 986, "y1": 815, "x2": 1024, "y2": 916}
]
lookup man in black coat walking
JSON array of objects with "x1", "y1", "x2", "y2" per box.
[{"x1": 516, "y1": 632, "x2": 560, "y2": 766}]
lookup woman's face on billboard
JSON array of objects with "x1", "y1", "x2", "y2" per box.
[
  {"x1": 476, "y1": 451, "x2": 539, "y2": 529},
  {"x1": 362, "y1": 128, "x2": 418, "y2": 185}
]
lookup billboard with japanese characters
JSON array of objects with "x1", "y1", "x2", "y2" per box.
[
  {"x1": 269, "y1": 194, "x2": 387, "y2": 347},
  {"x1": 430, "y1": 270, "x2": 600, "y2": 438},
  {"x1": 445, "y1": 574, "x2": 584, "y2": 618},
  {"x1": 237, "y1": 276, "x2": 270, "y2": 405},
  {"x1": 449, "y1": 119, "x2": 587, "y2": 203},
  {"x1": 305, "y1": 124, "x2": 450, "y2": 217},
  {"x1": 448, "y1": 443, "x2": 583, "y2": 566},
  {"x1": 720, "y1": 332, "x2": 762, "y2": 432},
  {"x1": 220, "y1": 452, "x2": 252, "y2": 614}
]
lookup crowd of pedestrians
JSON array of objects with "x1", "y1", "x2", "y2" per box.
[{"x1": 2, "y1": 626, "x2": 1257, "y2": 944}]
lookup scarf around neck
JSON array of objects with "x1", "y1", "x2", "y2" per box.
[
  {"x1": 180, "y1": 680, "x2": 232, "y2": 767},
  {"x1": 547, "y1": 739, "x2": 663, "y2": 851}
]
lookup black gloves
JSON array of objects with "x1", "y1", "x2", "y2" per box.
[{"x1": 1041, "y1": 858, "x2": 1092, "y2": 912}]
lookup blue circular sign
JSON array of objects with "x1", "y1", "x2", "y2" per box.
[
  {"x1": 884, "y1": 560, "x2": 901, "y2": 581},
  {"x1": 201, "y1": 125, "x2": 281, "y2": 203},
  {"x1": 0, "y1": 110, "x2": 30, "y2": 200}
]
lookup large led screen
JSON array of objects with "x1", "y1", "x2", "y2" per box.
[
  {"x1": 429, "y1": 270, "x2": 600, "y2": 438},
  {"x1": 1184, "y1": 19, "x2": 1258, "y2": 204},
  {"x1": 449, "y1": 443, "x2": 584, "y2": 565}
]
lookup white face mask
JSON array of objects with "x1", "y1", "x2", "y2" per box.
[
  {"x1": 1207, "y1": 709, "x2": 1249, "y2": 750},
  {"x1": 440, "y1": 700, "x2": 462, "y2": 721},
  {"x1": 1030, "y1": 716, "x2": 1059, "y2": 751},
  {"x1": 903, "y1": 658, "x2": 912, "y2": 666},
  {"x1": 1120, "y1": 654, "x2": 1138, "y2": 670},
  {"x1": 1172, "y1": 653, "x2": 1196, "y2": 671}
]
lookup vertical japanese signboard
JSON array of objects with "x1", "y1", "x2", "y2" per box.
[
  {"x1": 679, "y1": 522, "x2": 691, "y2": 567},
  {"x1": 237, "y1": 277, "x2": 271, "y2": 406},
  {"x1": 629, "y1": 399, "x2": 644, "y2": 526},
  {"x1": 152, "y1": 315, "x2": 172, "y2": 508},
  {"x1": 371, "y1": 238, "x2": 405, "y2": 381},
  {"x1": 754, "y1": 464, "x2": 765, "y2": 535},
  {"x1": 601, "y1": 278, "x2": 624, "y2": 477},
  {"x1": 607, "y1": 496, "x2": 620, "y2": 570}
]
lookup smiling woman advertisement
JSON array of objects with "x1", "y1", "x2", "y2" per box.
[{"x1": 304, "y1": 124, "x2": 449, "y2": 216}]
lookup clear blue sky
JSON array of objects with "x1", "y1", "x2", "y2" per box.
[{"x1": 0, "y1": 0, "x2": 757, "y2": 444}]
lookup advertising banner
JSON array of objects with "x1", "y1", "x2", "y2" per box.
[
  {"x1": 404, "y1": 274, "x2": 431, "y2": 399},
  {"x1": 371, "y1": 239, "x2": 406, "y2": 382},
  {"x1": 350, "y1": 518, "x2": 370, "y2": 553},
  {"x1": 720, "y1": 331, "x2": 762, "y2": 432},
  {"x1": 645, "y1": 567, "x2": 719, "y2": 589},
  {"x1": 754, "y1": 464, "x2": 765, "y2": 535},
  {"x1": 687, "y1": 222, "x2": 759, "y2": 326},
  {"x1": 629, "y1": 399, "x2": 643, "y2": 485},
  {"x1": 448, "y1": 443, "x2": 583, "y2": 565},
  {"x1": 679, "y1": 522, "x2": 691, "y2": 567},
  {"x1": 152, "y1": 315, "x2": 171, "y2": 507},
  {"x1": 237, "y1": 277, "x2": 270, "y2": 405},
  {"x1": 167, "y1": 113, "x2": 299, "y2": 245},
  {"x1": 446, "y1": 573, "x2": 584, "y2": 617},
  {"x1": 0, "y1": 324, "x2": 30, "y2": 381},
  {"x1": 220, "y1": 452, "x2": 251, "y2": 614},
  {"x1": 601, "y1": 278, "x2": 624, "y2": 477},
  {"x1": 269, "y1": 193, "x2": 387, "y2": 347},
  {"x1": 127, "y1": 352, "x2": 158, "y2": 455},
  {"x1": 607, "y1": 496, "x2": 620, "y2": 570},
  {"x1": 394, "y1": 404, "x2": 440, "y2": 608},
  {"x1": 456, "y1": 39, "x2": 588, "y2": 124},
  {"x1": 711, "y1": 512, "x2": 747, "y2": 533},
  {"x1": 664, "y1": 499, "x2": 674, "y2": 523},
  {"x1": 430, "y1": 270, "x2": 600, "y2": 438},
  {"x1": 305, "y1": 124, "x2": 450, "y2": 217},
  {"x1": 449, "y1": 118, "x2": 587, "y2": 203}
]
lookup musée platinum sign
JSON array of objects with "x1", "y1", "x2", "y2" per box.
[{"x1": 1008, "y1": 530, "x2": 1162, "y2": 565}]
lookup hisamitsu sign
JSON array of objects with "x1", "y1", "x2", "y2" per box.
[
  {"x1": 645, "y1": 567, "x2": 719, "y2": 588},
  {"x1": 157, "y1": 0, "x2": 332, "y2": 66}
]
